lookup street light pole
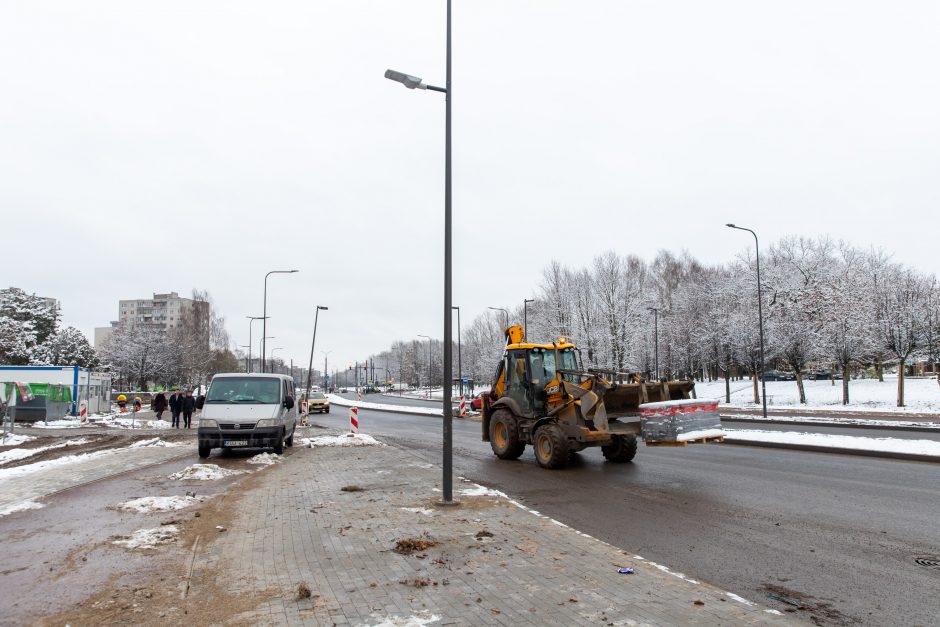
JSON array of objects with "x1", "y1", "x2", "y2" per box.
[
  {"x1": 305, "y1": 306, "x2": 328, "y2": 401},
  {"x1": 322, "y1": 350, "x2": 332, "y2": 392},
  {"x1": 727, "y1": 223, "x2": 768, "y2": 420},
  {"x1": 452, "y1": 306, "x2": 462, "y2": 396},
  {"x1": 260, "y1": 336, "x2": 274, "y2": 372},
  {"x1": 261, "y1": 270, "x2": 298, "y2": 373},
  {"x1": 271, "y1": 347, "x2": 284, "y2": 373},
  {"x1": 648, "y1": 307, "x2": 659, "y2": 380},
  {"x1": 488, "y1": 306, "x2": 509, "y2": 330},
  {"x1": 524, "y1": 299, "x2": 535, "y2": 340},
  {"x1": 239, "y1": 344, "x2": 251, "y2": 372},
  {"x1": 385, "y1": 4, "x2": 454, "y2": 502},
  {"x1": 246, "y1": 316, "x2": 267, "y2": 373}
]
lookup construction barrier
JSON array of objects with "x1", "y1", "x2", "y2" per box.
[
  {"x1": 349, "y1": 406, "x2": 359, "y2": 434},
  {"x1": 79, "y1": 400, "x2": 88, "y2": 423},
  {"x1": 459, "y1": 395, "x2": 466, "y2": 416}
]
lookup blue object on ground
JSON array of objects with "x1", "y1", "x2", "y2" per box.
[{"x1": 618, "y1": 567, "x2": 635, "y2": 574}]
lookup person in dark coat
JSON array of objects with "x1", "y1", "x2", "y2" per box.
[
  {"x1": 168, "y1": 391, "x2": 182, "y2": 428},
  {"x1": 153, "y1": 392, "x2": 168, "y2": 420},
  {"x1": 182, "y1": 390, "x2": 196, "y2": 429}
]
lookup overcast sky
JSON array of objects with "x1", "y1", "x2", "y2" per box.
[{"x1": 2, "y1": 0, "x2": 938, "y2": 372}]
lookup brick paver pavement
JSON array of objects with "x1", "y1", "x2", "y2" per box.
[{"x1": 193, "y1": 432, "x2": 795, "y2": 626}]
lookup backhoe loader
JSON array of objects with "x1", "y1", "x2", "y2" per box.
[{"x1": 481, "y1": 326, "x2": 696, "y2": 469}]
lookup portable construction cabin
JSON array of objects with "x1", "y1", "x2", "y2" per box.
[{"x1": 0, "y1": 366, "x2": 112, "y2": 421}]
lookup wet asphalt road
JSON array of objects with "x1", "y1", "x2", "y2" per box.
[{"x1": 317, "y1": 397, "x2": 940, "y2": 626}]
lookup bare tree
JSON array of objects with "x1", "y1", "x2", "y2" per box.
[{"x1": 878, "y1": 266, "x2": 928, "y2": 407}]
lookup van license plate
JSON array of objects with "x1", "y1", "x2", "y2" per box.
[{"x1": 224, "y1": 440, "x2": 248, "y2": 447}]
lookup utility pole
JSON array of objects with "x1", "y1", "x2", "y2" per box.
[{"x1": 305, "y1": 306, "x2": 328, "y2": 401}]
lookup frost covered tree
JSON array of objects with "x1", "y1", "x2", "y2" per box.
[
  {"x1": 878, "y1": 266, "x2": 928, "y2": 407},
  {"x1": 99, "y1": 324, "x2": 176, "y2": 390},
  {"x1": 31, "y1": 326, "x2": 99, "y2": 368},
  {"x1": 0, "y1": 288, "x2": 60, "y2": 364}
]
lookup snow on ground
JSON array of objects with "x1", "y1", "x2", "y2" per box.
[
  {"x1": 129, "y1": 437, "x2": 181, "y2": 448},
  {"x1": 26, "y1": 418, "x2": 83, "y2": 429},
  {"x1": 725, "y1": 414, "x2": 940, "y2": 429},
  {"x1": 0, "y1": 499, "x2": 45, "y2": 517},
  {"x1": 302, "y1": 433, "x2": 385, "y2": 448},
  {"x1": 101, "y1": 416, "x2": 174, "y2": 430},
  {"x1": 0, "y1": 438, "x2": 91, "y2": 466},
  {"x1": 459, "y1": 485, "x2": 506, "y2": 498},
  {"x1": 0, "y1": 433, "x2": 36, "y2": 446},
  {"x1": 697, "y1": 376, "x2": 940, "y2": 413},
  {"x1": 118, "y1": 495, "x2": 202, "y2": 513},
  {"x1": 725, "y1": 429, "x2": 940, "y2": 457},
  {"x1": 328, "y1": 394, "x2": 444, "y2": 416},
  {"x1": 400, "y1": 507, "x2": 435, "y2": 516},
  {"x1": 368, "y1": 612, "x2": 441, "y2": 627},
  {"x1": 676, "y1": 429, "x2": 726, "y2": 442},
  {"x1": 0, "y1": 449, "x2": 116, "y2": 480},
  {"x1": 169, "y1": 464, "x2": 245, "y2": 481},
  {"x1": 247, "y1": 452, "x2": 282, "y2": 465},
  {"x1": 113, "y1": 525, "x2": 179, "y2": 550}
]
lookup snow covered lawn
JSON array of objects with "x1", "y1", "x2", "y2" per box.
[
  {"x1": 696, "y1": 376, "x2": 940, "y2": 413},
  {"x1": 725, "y1": 429, "x2": 940, "y2": 458},
  {"x1": 0, "y1": 433, "x2": 36, "y2": 446}
]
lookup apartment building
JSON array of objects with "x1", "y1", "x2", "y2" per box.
[{"x1": 118, "y1": 292, "x2": 200, "y2": 331}]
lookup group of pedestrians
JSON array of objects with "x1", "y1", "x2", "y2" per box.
[{"x1": 151, "y1": 390, "x2": 197, "y2": 428}]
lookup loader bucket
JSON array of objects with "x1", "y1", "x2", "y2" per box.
[{"x1": 600, "y1": 380, "x2": 696, "y2": 419}]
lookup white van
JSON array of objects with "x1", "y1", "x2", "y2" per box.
[{"x1": 196, "y1": 373, "x2": 298, "y2": 458}]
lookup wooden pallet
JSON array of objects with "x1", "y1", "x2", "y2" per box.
[{"x1": 645, "y1": 435, "x2": 725, "y2": 447}]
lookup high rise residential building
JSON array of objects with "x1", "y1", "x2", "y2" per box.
[{"x1": 118, "y1": 292, "x2": 204, "y2": 331}]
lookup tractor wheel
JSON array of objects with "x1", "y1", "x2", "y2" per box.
[
  {"x1": 533, "y1": 424, "x2": 569, "y2": 469},
  {"x1": 602, "y1": 434, "x2": 637, "y2": 463},
  {"x1": 489, "y1": 410, "x2": 525, "y2": 460}
]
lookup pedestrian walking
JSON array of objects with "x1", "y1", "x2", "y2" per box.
[
  {"x1": 153, "y1": 392, "x2": 168, "y2": 420},
  {"x1": 182, "y1": 390, "x2": 196, "y2": 429},
  {"x1": 169, "y1": 391, "x2": 182, "y2": 428}
]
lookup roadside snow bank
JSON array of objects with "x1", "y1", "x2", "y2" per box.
[
  {"x1": 27, "y1": 419, "x2": 82, "y2": 429},
  {"x1": 247, "y1": 452, "x2": 282, "y2": 465},
  {"x1": 129, "y1": 437, "x2": 181, "y2": 448},
  {"x1": 0, "y1": 438, "x2": 91, "y2": 466},
  {"x1": 0, "y1": 434, "x2": 36, "y2": 446},
  {"x1": 0, "y1": 499, "x2": 45, "y2": 517},
  {"x1": 113, "y1": 525, "x2": 179, "y2": 550},
  {"x1": 118, "y1": 495, "x2": 202, "y2": 513},
  {"x1": 367, "y1": 613, "x2": 441, "y2": 627},
  {"x1": 328, "y1": 395, "x2": 444, "y2": 417},
  {"x1": 303, "y1": 434, "x2": 385, "y2": 448},
  {"x1": 725, "y1": 429, "x2": 940, "y2": 457},
  {"x1": 169, "y1": 464, "x2": 244, "y2": 481}
]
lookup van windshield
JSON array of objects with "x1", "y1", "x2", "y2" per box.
[{"x1": 206, "y1": 378, "x2": 281, "y2": 404}]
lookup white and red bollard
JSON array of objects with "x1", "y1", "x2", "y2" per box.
[
  {"x1": 348, "y1": 406, "x2": 359, "y2": 436},
  {"x1": 459, "y1": 395, "x2": 466, "y2": 416},
  {"x1": 79, "y1": 400, "x2": 88, "y2": 424}
]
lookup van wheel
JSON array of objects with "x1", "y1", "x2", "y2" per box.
[
  {"x1": 273, "y1": 429, "x2": 285, "y2": 455},
  {"x1": 533, "y1": 424, "x2": 569, "y2": 469},
  {"x1": 198, "y1": 443, "x2": 211, "y2": 458}
]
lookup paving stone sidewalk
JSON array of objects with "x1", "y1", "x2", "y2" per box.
[{"x1": 195, "y1": 432, "x2": 795, "y2": 626}]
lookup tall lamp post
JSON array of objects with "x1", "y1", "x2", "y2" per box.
[
  {"x1": 270, "y1": 347, "x2": 284, "y2": 373},
  {"x1": 648, "y1": 306, "x2": 660, "y2": 380},
  {"x1": 262, "y1": 269, "x2": 299, "y2": 372},
  {"x1": 246, "y1": 316, "x2": 267, "y2": 373},
  {"x1": 305, "y1": 305, "x2": 328, "y2": 400},
  {"x1": 726, "y1": 223, "x2": 768, "y2": 419},
  {"x1": 452, "y1": 306, "x2": 462, "y2": 396},
  {"x1": 260, "y1": 336, "x2": 274, "y2": 372},
  {"x1": 488, "y1": 306, "x2": 509, "y2": 330},
  {"x1": 523, "y1": 299, "x2": 535, "y2": 340},
  {"x1": 239, "y1": 344, "x2": 251, "y2": 372},
  {"x1": 385, "y1": 1, "x2": 454, "y2": 504},
  {"x1": 321, "y1": 350, "x2": 332, "y2": 392},
  {"x1": 418, "y1": 335, "x2": 432, "y2": 400}
]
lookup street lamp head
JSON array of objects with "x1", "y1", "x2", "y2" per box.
[
  {"x1": 726, "y1": 223, "x2": 736, "y2": 228},
  {"x1": 317, "y1": 305, "x2": 328, "y2": 311},
  {"x1": 385, "y1": 69, "x2": 425, "y2": 89}
]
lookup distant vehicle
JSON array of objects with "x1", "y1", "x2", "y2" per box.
[
  {"x1": 307, "y1": 392, "x2": 330, "y2": 414},
  {"x1": 807, "y1": 369, "x2": 842, "y2": 381},
  {"x1": 340, "y1": 388, "x2": 348, "y2": 394},
  {"x1": 470, "y1": 391, "x2": 488, "y2": 411},
  {"x1": 196, "y1": 373, "x2": 298, "y2": 458},
  {"x1": 761, "y1": 370, "x2": 795, "y2": 381}
]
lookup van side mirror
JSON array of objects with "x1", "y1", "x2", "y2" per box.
[
  {"x1": 196, "y1": 397, "x2": 205, "y2": 410},
  {"x1": 284, "y1": 396, "x2": 295, "y2": 410}
]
